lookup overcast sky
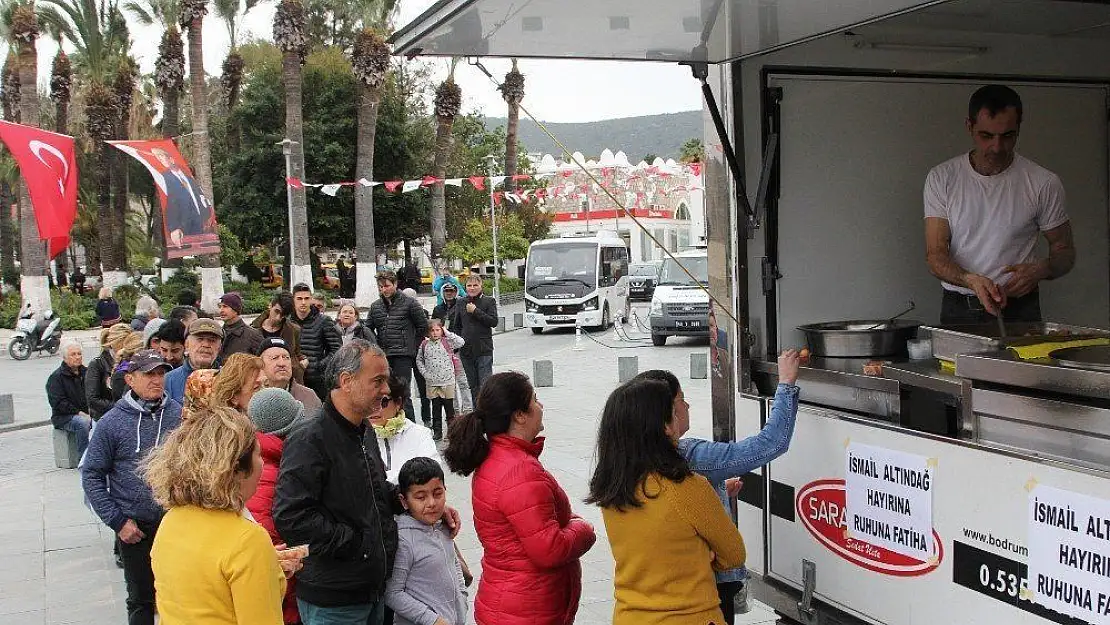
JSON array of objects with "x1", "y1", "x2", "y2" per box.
[{"x1": 27, "y1": 0, "x2": 702, "y2": 124}]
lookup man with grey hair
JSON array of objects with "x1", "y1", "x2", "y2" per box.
[
  {"x1": 274, "y1": 339, "x2": 460, "y2": 625},
  {"x1": 46, "y1": 341, "x2": 92, "y2": 457}
]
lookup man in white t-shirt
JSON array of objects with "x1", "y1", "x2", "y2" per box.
[{"x1": 924, "y1": 85, "x2": 1076, "y2": 325}]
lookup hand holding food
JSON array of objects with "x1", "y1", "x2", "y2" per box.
[
  {"x1": 725, "y1": 477, "x2": 744, "y2": 498},
  {"x1": 778, "y1": 349, "x2": 801, "y2": 385}
]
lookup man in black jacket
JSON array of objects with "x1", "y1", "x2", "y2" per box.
[
  {"x1": 289, "y1": 283, "x2": 343, "y2": 400},
  {"x1": 453, "y1": 274, "x2": 498, "y2": 406},
  {"x1": 46, "y1": 342, "x2": 92, "y2": 457},
  {"x1": 364, "y1": 271, "x2": 428, "y2": 423},
  {"x1": 273, "y1": 340, "x2": 458, "y2": 625}
]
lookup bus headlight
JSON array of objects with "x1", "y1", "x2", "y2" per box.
[
  {"x1": 525, "y1": 300, "x2": 539, "y2": 312},
  {"x1": 583, "y1": 297, "x2": 599, "y2": 311}
]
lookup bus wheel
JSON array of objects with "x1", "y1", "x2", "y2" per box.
[
  {"x1": 651, "y1": 333, "x2": 667, "y2": 346},
  {"x1": 531, "y1": 327, "x2": 543, "y2": 335}
]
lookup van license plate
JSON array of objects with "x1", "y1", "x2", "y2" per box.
[
  {"x1": 676, "y1": 320, "x2": 702, "y2": 328},
  {"x1": 547, "y1": 315, "x2": 575, "y2": 321}
]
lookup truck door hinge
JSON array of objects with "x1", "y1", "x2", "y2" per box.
[{"x1": 761, "y1": 257, "x2": 780, "y2": 295}]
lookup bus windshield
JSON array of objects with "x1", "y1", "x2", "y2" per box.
[
  {"x1": 526, "y1": 243, "x2": 598, "y2": 289},
  {"x1": 657, "y1": 256, "x2": 708, "y2": 286}
]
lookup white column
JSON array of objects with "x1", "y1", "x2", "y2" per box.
[
  {"x1": 198, "y1": 266, "x2": 225, "y2": 314},
  {"x1": 19, "y1": 275, "x2": 50, "y2": 314},
  {"x1": 354, "y1": 261, "x2": 380, "y2": 309}
]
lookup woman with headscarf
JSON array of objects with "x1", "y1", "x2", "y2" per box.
[{"x1": 144, "y1": 406, "x2": 293, "y2": 624}]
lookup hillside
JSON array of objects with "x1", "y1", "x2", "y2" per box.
[{"x1": 483, "y1": 110, "x2": 701, "y2": 161}]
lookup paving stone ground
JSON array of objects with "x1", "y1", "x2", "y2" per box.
[{"x1": 0, "y1": 302, "x2": 782, "y2": 625}]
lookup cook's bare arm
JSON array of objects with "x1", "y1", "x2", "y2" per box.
[
  {"x1": 926, "y1": 217, "x2": 1005, "y2": 315},
  {"x1": 1041, "y1": 222, "x2": 1076, "y2": 280}
]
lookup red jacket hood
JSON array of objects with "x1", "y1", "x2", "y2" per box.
[{"x1": 257, "y1": 431, "x2": 284, "y2": 463}]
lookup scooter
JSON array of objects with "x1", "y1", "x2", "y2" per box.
[{"x1": 8, "y1": 305, "x2": 63, "y2": 361}]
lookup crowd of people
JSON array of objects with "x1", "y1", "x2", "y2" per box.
[{"x1": 44, "y1": 269, "x2": 803, "y2": 625}]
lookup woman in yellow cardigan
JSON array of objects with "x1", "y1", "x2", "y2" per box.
[
  {"x1": 587, "y1": 377, "x2": 746, "y2": 625},
  {"x1": 143, "y1": 406, "x2": 289, "y2": 624}
]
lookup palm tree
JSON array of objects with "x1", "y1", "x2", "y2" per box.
[
  {"x1": 274, "y1": 0, "x2": 310, "y2": 287},
  {"x1": 8, "y1": 0, "x2": 49, "y2": 310},
  {"x1": 500, "y1": 58, "x2": 523, "y2": 194},
  {"x1": 180, "y1": 0, "x2": 223, "y2": 310},
  {"x1": 430, "y1": 58, "x2": 460, "y2": 258},
  {"x1": 125, "y1": 0, "x2": 183, "y2": 275},
  {"x1": 49, "y1": 45, "x2": 73, "y2": 278},
  {"x1": 0, "y1": 149, "x2": 18, "y2": 288},
  {"x1": 110, "y1": 57, "x2": 136, "y2": 271},
  {"x1": 39, "y1": 0, "x2": 131, "y2": 283},
  {"x1": 214, "y1": 0, "x2": 257, "y2": 155},
  {"x1": 349, "y1": 1, "x2": 394, "y2": 307}
]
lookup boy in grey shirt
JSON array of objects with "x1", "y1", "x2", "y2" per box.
[{"x1": 386, "y1": 457, "x2": 469, "y2": 625}]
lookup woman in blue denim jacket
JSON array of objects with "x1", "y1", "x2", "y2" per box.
[{"x1": 635, "y1": 349, "x2": 800, "y2": 625}]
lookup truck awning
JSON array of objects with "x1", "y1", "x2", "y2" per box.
[{"x1": 390, "y1": 0, "x2": 954, "y2": 63}]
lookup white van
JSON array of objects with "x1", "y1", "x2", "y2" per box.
[
  {"x1": 648, "y1": 248, "x2": 709, "y2": 346},
  {"x1": 523, "y1": 232, "x2": 630, "y2": 333}
]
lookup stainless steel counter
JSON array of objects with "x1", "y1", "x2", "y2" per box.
[{"x1": 955, "y1": 351, "x2": 1110, "y2": 401}]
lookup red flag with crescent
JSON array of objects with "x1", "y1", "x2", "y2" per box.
[{"x1": 0, "y1": 121, "x2": 78, "y2": 259}]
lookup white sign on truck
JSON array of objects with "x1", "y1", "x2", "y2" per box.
[
  {"x1": 1027, "y1": 484, "x2": 1110, "y2": 625},
  {"x1": 845, "y1": 442, "x2": 936, "y2": 561}
]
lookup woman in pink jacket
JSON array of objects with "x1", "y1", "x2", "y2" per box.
[{"x1": 444, "y1": 371, "x2": 596, "y2": 625}]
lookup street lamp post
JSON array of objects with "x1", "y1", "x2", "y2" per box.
[
  {"x1": 485, "y1": 154, "x2": 501, "y2": 304},
  {"x1": 277, "y1": 138, "x2": 298, "y2": 286}
]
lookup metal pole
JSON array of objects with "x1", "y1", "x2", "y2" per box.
[
  {"x1": 277, "y1": 139, "x2": 297, "y2": 273},
  {"x1": 486, "y1": 155, "x2": 501, "y2": 303}
]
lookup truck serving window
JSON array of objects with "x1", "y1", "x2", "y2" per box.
[{"x1": 659, "y1": 256, "x2": 708, "y2": 286}]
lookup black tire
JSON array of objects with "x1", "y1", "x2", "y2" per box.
[
  {"x1": 45, "y1": 337, "x2": 61, "y2": 355},
  {"x1": 651, "y1": 333, "x2": 667, "y2": 346},
  {"x1": 8, "y1": 337, "x2": 31, "y2": 360},
  {"x1": 531, "y1": 327, "x2": 543, "y2": 335}
]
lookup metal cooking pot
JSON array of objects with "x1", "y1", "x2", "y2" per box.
[{"x1": 798, "y1": 320, "x2": 921, "y2": 358}]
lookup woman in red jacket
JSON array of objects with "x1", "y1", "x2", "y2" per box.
[
  {"x1": 246, "y1": 387, "x2": 306, "y2": 625},
  {"x1": 444, "y1": 371, "x2": 596, "y2": 625}
]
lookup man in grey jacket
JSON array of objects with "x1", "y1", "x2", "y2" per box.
[{"x1": 82, "y1": 350, "x2": 183, "y2": 625}]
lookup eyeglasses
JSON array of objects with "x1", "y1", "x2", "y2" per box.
[{"x1": 380, "y1": 397, "x2": 394, "y2": 408}]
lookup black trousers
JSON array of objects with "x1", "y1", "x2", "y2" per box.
[
  {"x1": 411, "y1": 368, "x2": 431, "y2": 424},
  {"x1": 716, "y1": 580, "x2": 744, "y2": 625},
  {"x1": 118, "y1": 519, "x2": 159, "y2": 625},
  {"x1": 939, "y1": 288, "x2": 1041, "y2": 325},
  {"x1": 387, "y1": 356, "x2": 417, "y2": 422},
  {"x1": 431, "y1": 397, "x2": 455, "y2": 437}
]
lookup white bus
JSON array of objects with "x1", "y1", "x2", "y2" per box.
[{"x1": 523, "y1": 232, "x2": 630, "y2": 333}]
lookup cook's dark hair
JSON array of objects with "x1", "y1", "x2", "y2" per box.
[
  {"x1": 634, "y1": 369, "x2": 681, "y2": 399},
  {"x1": 271, "y1": 291, "x2": 294, "y2": 317},
  {"x1": 292, "y1": 283, "x2": 312, "y2": 295},
  {"x1": 444, "y1": 371, "x2": 534, "y2": 476},
  {"x1": 586, "y1": 378, "x2": 691, "y2": 511},
  {"x1": 968, "y1": 85, "x2": 1022, "y2": 124},
  {"x1": 398, "y1": 457, "x2": 445, "y2": 493},
  {"x1": 155, "y1": 319, "x2": 187, "y2": 345}
]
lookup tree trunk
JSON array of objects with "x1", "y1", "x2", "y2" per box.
[
  {"x1": 0, "y1": 183, "x2": 15, "y2": 287},
  {"x1": 283, "y1": 52, "x2": 311, "y2": 289},
  {"x1": 96, "y1": 144, "x2": 115, "y2": 273},
  {"x1": 52, "y1": 98, "x2": 69, "y2": 282},
  {"x1": 16, "y1": 15, "x2": 49, "y2": 313},
  {"x1": 186, "y1": 17, "x2": 224, "y2": 311},
  {"x1": 111, "y1": 109, "x2": 130, "y2": 273},
  {"x1": 505, "y1": 102, "x2": 520, "y2": 194},
  {"x1": 354, "y1": 82, "x2": 380, "y2": 307},
  {"x1": 430, "y1": 117, "x2": 453, "y2": 257},
  {"x1": 158, "y1": 90, "x2": 181, "y2": 275}
]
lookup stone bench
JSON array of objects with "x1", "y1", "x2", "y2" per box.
[{"x1": 53, "y1": 428, "x2": 81, "y2": 469}]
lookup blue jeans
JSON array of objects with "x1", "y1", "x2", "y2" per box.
[
  {"x1": 461, "y1": 353, "x2": 493, "y2": 407},
  {"x1": 297, "y1": 599, "x2": 385, "y2": 625},
  {"x1": 59, "y1": 414, "x2": 93, "y2": 457}
]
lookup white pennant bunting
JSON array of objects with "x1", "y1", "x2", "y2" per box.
[
  {"x1": 401, "y1": 180, "x2": 422, "y2": 193},
  {"x1": 321, "y1": 184, "x2": 342, "y2": 197},
  {"x1": 491, "y1": 175, "x2": 507, "y2": 188},
  {"x1": 445, "y1": 178, "x2": 463, "y2": 187},
  {"x1": 358, "y1": 178, "x2": 380, "y2": 187}
]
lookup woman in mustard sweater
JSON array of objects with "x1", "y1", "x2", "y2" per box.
[
  {"x1": 587, "y1": 378, "x2": 746, "y2": 625},
  {"x1": 143, "y1": 406, "x2": 290, "y2": 625}
]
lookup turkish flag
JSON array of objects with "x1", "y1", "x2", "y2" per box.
[{"x1": 0, "y1": 121, "x2": 77, "y2": 259}]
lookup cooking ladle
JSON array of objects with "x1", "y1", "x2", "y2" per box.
[{"x1": 867, "y1": 301, "x2": 916, "y2": 330}]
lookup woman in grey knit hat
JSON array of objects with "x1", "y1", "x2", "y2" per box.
[{"x1": 245, "y1": 387, "x2": 305, "y2": 625}]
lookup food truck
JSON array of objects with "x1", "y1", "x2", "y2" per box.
[{"x1": 392, "y1": 3, "x2": 1110, "y2": 624}]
